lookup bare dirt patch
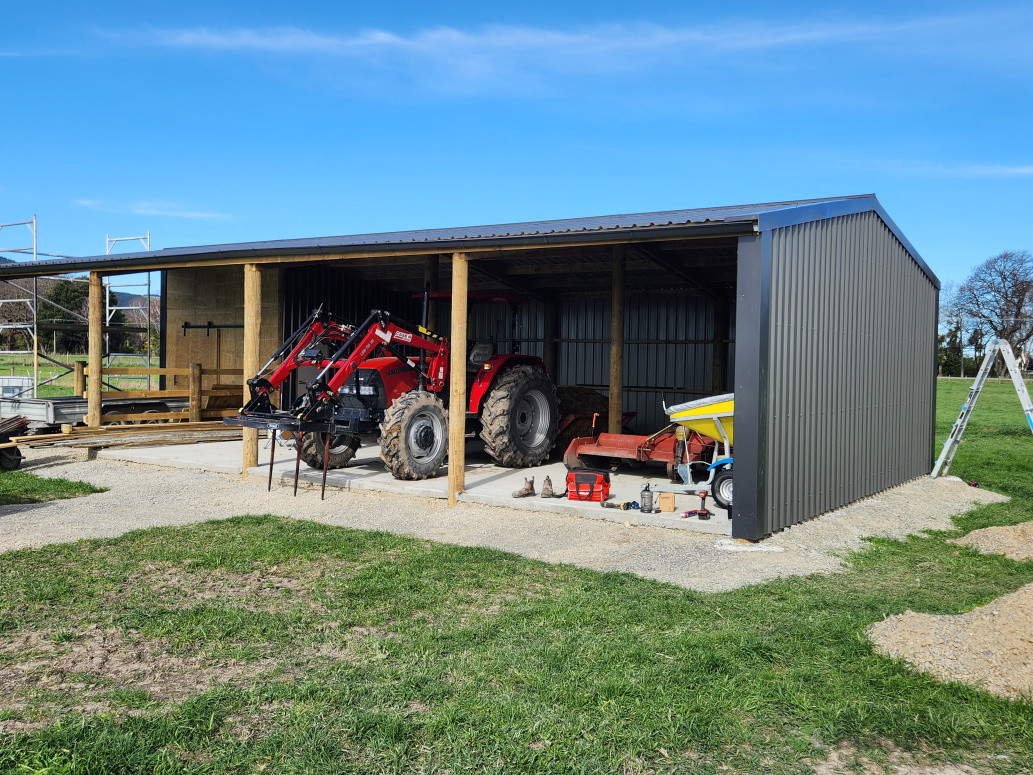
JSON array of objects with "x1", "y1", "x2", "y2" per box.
[
  {"x1": 0, "y1": 625, "x2": 278, "y2": 733},
  {"x1": 867, "y1": 584, "x2": 1033, "y2": 701},
  {"x1": 809, "y1": 741, "x2": 988, "y2": 774},
  {"x1": 951, "y1": 520, "x2": 1033, "y2": 562},
  {"x1": 132, "y1": 562, "x2": 317, "y2": 614}
]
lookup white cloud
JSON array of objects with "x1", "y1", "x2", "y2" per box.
[
  {"x1": 104, "y1": 11, "x2": 1028, "y2": 97},
  {"x1": 136, "y1": 12, "x2": 1025, "y2": 67},
  {"x1": 73, "y1": 199, "x2": 230, "y2": 220},
  {"x1": 868, "y1": 160, "x2": 1033, "y2": 179},
  {"x1": 145, "y1": 17, "x2": 960, "y2": 60}
]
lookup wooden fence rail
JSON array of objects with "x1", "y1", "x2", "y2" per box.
[{"x1": 80, "y1": 363, "x2": 248, "y2": 425}]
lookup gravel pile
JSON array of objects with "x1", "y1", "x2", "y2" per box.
[
  {"x1": 951, "y1": 521, "x2": 1033, "y2": 561},
  {"x1": 0, "y1": 451, "x2": 1007, "y2": 593},
  {"x1": 868, "y1": 584, "x2": 1033, "y2": 700}
]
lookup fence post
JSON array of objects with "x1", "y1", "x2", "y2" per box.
[
  {"x1": 73, "y1": 361, "x2": 86, "y2": 398},
  {"x1": 189, "y1": 363, "x2": 202, "y2": 422}
]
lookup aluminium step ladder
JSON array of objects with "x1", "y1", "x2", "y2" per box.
[{"x1": 931, "y1": 338, "x2": 1033, "y2": 477}]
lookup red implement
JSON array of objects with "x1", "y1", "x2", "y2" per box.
[{"x1": 563, "y1": 424, "x2": 713, "y2": 482}]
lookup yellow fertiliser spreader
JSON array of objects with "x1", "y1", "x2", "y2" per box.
[{"x1": 654, "y1": 392, "x2": 734, "y2": 510}]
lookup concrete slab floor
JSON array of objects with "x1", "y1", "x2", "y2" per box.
[{"x1": 99, "y1": 439, "x2": 733, "y2": 536}]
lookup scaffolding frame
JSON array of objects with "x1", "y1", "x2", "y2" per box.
[
  {"x1": 0, "y1": 216, "x2": 39, "y2": 396},
  {"x1": 105, "y1": 232, "x2": 155, "y2": 389}
]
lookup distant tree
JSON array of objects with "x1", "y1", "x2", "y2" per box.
[
  {"x1": 937, "y1": 322, "x2": 963, "y2": 377},
  {"x1": 966, "y1": 327, "x2": 986, "y2": 364},
  {"x1": 39, "y1": 280, "x2": 127, "y2": 354},
  {"x1": 955, "y1": 251, "x2": 1033, "y2": 371}
]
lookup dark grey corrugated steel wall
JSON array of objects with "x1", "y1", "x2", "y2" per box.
[
  {"x1": 557, "y1": 295, "x2": 722, "y2": 433},
  {"x1": 762, "y1": 211, "x2": 937, "y2": 533}
]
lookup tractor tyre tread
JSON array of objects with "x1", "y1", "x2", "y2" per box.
[
  {"x1": 379, "y1": 391, "x2": 448, "y2": 480},
  {"x1": 478, "y1": 365, "x2": 559, "y2": 467},
  {"x1": 300, "y1": 432, "x2": 361, "y2": 471}
]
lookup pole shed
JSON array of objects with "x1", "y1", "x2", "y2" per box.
[{"x1": 0, "y1": 194, "x2": 939, "y2": 539}]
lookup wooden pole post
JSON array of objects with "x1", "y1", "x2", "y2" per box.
[
  {"x1": 242, "y1": 264, "x2": 261, "y2": 476},
  {"x1": 87, "y1": 272, "x2": 103, "y2": 427},
  {"x1": 73, "y1": 361, "x2": 86, "y2": 398},
  {"x1": 424, "y1": 254, "x2": 440, "y2": 332},
  {"x1": 608, "y1": 245, "x2": 625, "y2": 435},
  {"x1": 543, "y1": 299, "x2": 559, "y2": 379},
  {"x1": 712, "y1": 295, "x2": 730, "y2": 393},
  {"x1": 189, "y1": 363, "x2": 202, "y2": 423},
  {"x1": 448, "y1": 252, "x2": 469, "y2": 507}
]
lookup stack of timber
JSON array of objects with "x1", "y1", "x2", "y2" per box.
[
  {"x1": 0, "y1": 421, "x2": 249, "y2": 452},
  {"x1": 0, "y1": 415, "x2": 30, "y2": 439}
]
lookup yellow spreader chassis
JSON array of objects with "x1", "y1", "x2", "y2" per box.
[{"x1": 653, "y1": 392, "x2": 734, "y2": 510}]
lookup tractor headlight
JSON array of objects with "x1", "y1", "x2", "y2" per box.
[{"x1": 339, "y1": 385, "x2": 376, "y2": 396}]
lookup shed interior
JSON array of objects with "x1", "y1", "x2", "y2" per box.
[{"x1": 210, "y1": 235, "x2": 744, "y2": 435}]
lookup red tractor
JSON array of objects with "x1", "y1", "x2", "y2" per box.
[{"x1": 226, "y1": 293, "x2": 559, "y2": 481}]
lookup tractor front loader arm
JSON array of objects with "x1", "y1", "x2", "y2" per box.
[{"x1": 241, "y1": 304, "x2": 356, "y2": 414}]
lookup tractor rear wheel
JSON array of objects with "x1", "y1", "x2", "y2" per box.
[
  {"x1": 479, "y1": 366, "x2": 559, "y2": 467},
  {"x1": 379, "y1": 391, "x2": 448, "y2": 480},
  {"x1": 300, "y1": 432, "x2": 361, "y2": 470}
]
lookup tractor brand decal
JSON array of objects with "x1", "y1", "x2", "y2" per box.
[
  {"x1": 387, "y1": 366, "x2": 409, "y2": 377},
  {"x1": 375, "y1": 327, "x2": 392, "y2": 342},
  {"x1": 393, "y1": 330, "x2": 413, "y2": 343}
]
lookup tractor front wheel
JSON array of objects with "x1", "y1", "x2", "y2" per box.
[
  {"x1": 479, "y1": 366, "x2": 559, "y2": 467},
  {"x1": 300, "y1": 432, "x2": 361, "y2": 470},
  {"x1": 379, "y1": 391, "x2": 448, "y2": 480}
]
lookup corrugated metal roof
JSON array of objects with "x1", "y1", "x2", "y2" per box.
[{"x1": 0, "y1": 195, "x2": 887, "y2": 278}]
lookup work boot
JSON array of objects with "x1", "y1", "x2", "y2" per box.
[
  {"x1": 512, "y1": 477, "x2": 535, "y2": 498},
  {"x1": 541, "y1": 476, "x2": 554, "y2": 498}
]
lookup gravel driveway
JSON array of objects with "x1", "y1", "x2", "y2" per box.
[{"x1": 0, "y1": 450, "x2": 1007, "y2": 592}]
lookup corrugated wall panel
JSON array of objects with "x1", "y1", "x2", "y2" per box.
[
  {"x1": 557, "y1": 295, "x2": 720, "y2": 433},
  {"x1": 762, "y1": 211, "x2": 937, "y2": 534}
]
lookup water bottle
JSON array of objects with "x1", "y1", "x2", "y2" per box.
[{"x1": 640, "y1": 483, "x2": 653, "y2": 512}]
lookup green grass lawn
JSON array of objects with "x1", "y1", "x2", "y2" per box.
[
  {"x1": 0, "y1": 471, "x2": 104, "y2": 506},
  {"x1": 0, "y1": 354, "x2": 156, "y2": 397},
  {"x1": 0, "y1": 381, "x2": 1030, "y2": 773}
]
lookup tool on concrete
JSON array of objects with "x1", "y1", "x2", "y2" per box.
[
  {"x1": 932, "y1": 338, "x2": 1033, "y2": 477},
  {"x1": 512, "y1": 477, "x2": 536, "y2": 498},
  {"x1": 228, "y1": 287, "x2": 560, "y2": 495},
  {"x1": 681, "y1": 490, "x2": 713, "y2": 520},
  {"x1": 601, "y1": 500, "x2": 638, "y2": 510}
]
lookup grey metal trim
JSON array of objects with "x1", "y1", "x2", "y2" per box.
[
  {"x1": 757, "y1": 195, "x2": 939, "y2": 290},
  {"x1": 731, "y1": 234, "x2": 766, "y2": 541}
]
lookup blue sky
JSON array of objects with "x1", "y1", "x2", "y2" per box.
[{"x1": 1, "y1": 1, "x2": 1031, "y2": 286}]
